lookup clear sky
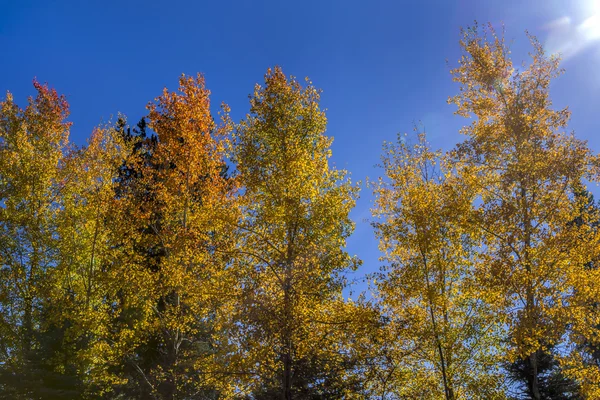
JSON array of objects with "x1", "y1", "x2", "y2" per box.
[{"x1": 1, "y1": 0, "x2": 599, "y2": 291}]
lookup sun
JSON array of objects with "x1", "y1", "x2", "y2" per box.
[
  {"x1": 581, "y1": 0, "x2": 600, "y2": 39},
  {"x1": 581, "y1": 0, "x2": 600, "y2": 22},
  {"x1": 584, "y1": 0, "x2": 600, "y2": 14}
]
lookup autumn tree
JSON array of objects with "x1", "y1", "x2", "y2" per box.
[
  {"x1": 370, "y1": 131, "x2": 506, "y2": 399},
  {"x1": 51, "y1": 121, "x2": 143, "y2": 397},
  {"x1": 448, "y1": 24, "x2": 600, "y2": 399},
  {"x1": 230, "y1": 67, "x2": 362, "y2": 399},
  {"x1": 0, "y1": 81, "x2": 71, "y2": 397},
  {"x1": 559, "y1": 185, "x2": 600, "y2": 399},
  {"x1": 504, "y1": 189, "x2": 598, "y2": 399},
  {"x1": 107, "y1": 74, "x2": 238, "y2": 399}
]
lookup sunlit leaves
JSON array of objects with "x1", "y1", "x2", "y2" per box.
[
  {"x1": 370, "y1": 131, "x2": 506, "y2": 399},
  {"x1": 230, "y1": 66, "x2": 361, "y2": 398},
  {"x1": 449, "y1": 23, "x2": 600, "y2": 398}
]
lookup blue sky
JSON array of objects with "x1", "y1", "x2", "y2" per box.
[{"x1": 1, "y1": 0, "x2": 600, "y2": 290}]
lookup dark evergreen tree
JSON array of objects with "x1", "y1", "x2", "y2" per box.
[{"x1": 506, "y1": 346, "x2": 582, "y2": 400}]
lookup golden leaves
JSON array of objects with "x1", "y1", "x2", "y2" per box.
[
  {"x1": 1, "y1": 24, "x2": 599, "y2": 399},
  {"x1": 371, "y1": 130, "x2": 506, "y2": 399},
  {"x1": 229, "y1": 66, "x2": 361, "y2": 396}
]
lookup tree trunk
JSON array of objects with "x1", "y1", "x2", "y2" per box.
[
  {"x1": 283, "y1": 350, "x2": 292, "y2": 400},
  {"x1": 528, "y1": 352, "x2": 541, "y2": 400}
]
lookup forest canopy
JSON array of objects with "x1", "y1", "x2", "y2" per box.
[{"x1": 1, "y1": 24, "x2": 599, "y2": 400}]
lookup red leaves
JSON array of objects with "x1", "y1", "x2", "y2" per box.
[{"x1": 31, "y1": 78, "x2": 72, "y2": 129}]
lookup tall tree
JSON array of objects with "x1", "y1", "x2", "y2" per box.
[
  {"x1": 52, "y1": 122, "x2": 138, "y2": 397},
  {"x1": 448, "y1": 24, "x2": 600, "y2": 399},
  {"x1": 560, "y1": 185, "x2": 600, "y2": 399},
  {"x1": 503, "y1": 187, "x2": 600, "y2": 400},
  {"x1": 231, "y1": 67, "x2": 361, "y2": 399},
  {"x1": 108, "y1": 74, "x2": 238, "y2": 399},
  {"x1": 0, "y1": 81, "x2": 70, "y2": 397},
  {"x1": 370, "y1": 131, "x2": 506, "y2": 399}
]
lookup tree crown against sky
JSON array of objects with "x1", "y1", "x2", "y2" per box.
[{"x1": 2, "y1": 3, "x2": 600, "y2": 399}]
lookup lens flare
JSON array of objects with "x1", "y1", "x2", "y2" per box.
[{"x1": 543, "y1": 1, "x2": 600, "y2": 61}]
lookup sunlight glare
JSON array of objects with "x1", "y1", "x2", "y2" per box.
[
  {"x1": 580, "y1": 0, "x2": 600, "y2": 40},
  {"x1": 543, "y1": 0, "x2": 600, "y2": 60}
]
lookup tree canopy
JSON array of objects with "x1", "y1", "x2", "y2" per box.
[{"x1": 0, "y1": 24, "x2": 599, "y2": 399}]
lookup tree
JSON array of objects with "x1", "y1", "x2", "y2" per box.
[
  {"x1": 52, "y1": 122, "x2": 138, "y2": 397},
  {"x1": 230, "y1": 67, "x2": 361, "y2": 399},
  {"x1": 107, "y1": 74, "x2": 238, "y2": 399},
  {"x1": 559, "y1": 185, "x2": 600, "y2": 399},
  {"x1": 448, "y1": 24, "x2": 600, "y2": 399},
  {"x1": 503, "y1": 186, "x2": 600, "y2": 400},
  {"x1": 505, "y1": 344, "x2": 582, "y2": 400},
  {"x1": 370, "y1": 131, "x2": 506, "y2": 399},
  {"x1": 0, "y1": 81, "x2": 71, "y2": 397}
]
